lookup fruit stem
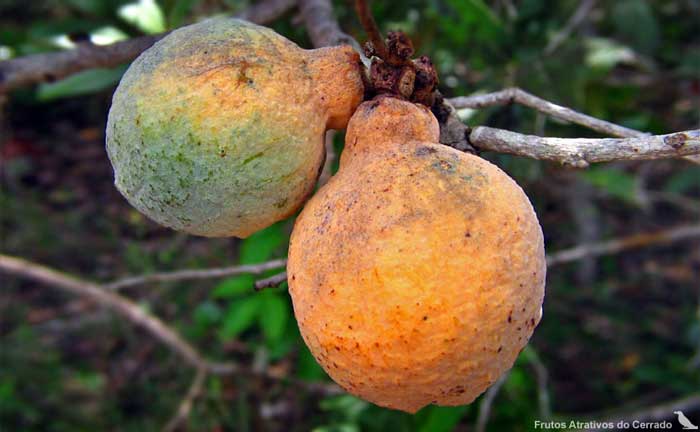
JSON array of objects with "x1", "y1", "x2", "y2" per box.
[{"x1": 354, "y1": 0, "x2": 389, "y2": 61}]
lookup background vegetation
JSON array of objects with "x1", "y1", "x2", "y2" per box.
[{"x1": 1, "y1": 0, "x2": 699, "y2": 430}]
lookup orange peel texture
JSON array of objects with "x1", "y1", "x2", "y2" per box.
[{"x1": 288, "y1": 97, "x2": 546, "y2": 413}]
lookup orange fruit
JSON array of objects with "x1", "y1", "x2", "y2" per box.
[{"x1": 288, "y1": 96, "x2": 546, "y2": 412}]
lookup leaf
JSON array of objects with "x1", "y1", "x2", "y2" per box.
[
  {"x1": 319, "y1": 395, "x2": 369, "y2": 421},
  {"x1": 0, "y1": 379, "x2": 16, "y2": 402},
  {"x1": 193, "y1": 301, "x2": 222, "y2": 327},
  {"x1": 503, "y1": 367, "x2": 528, "y2": 394},
  {"x1": 297, "y1": 343, "x2": 327, "y2": 381},
  {"x1": 220, "y1": 297, "x2": 260, "y2": 340},
  {"x1": 416, "y1": 405, "x2": 468, "y2": 432},
  {"x1": 267, "y1": 338, "x2": 294, "y2": 360},
  {"x1": 663, "y1": 167, "x2": 700, "y2": 194},
  {"x1": 167, "y1": 0, "x2": 202, "y2": 28},
  {"x1": 677, "y1": 48, "x2": 700, "y2": 78},
  {"x1": 89, "y1": 26, "x2": 129, "y2": 45},
  {"x1": 64, "y1": 0, "x2": 113, "y2": 16},
  {"x1": 0, "y1": 45, "x2": 13, "y2": 61},
  {"x1": 579, "y1": 167, "x2": 639, "y2": 205},
  {"x1": 584, "y1": 38, "x2": 638, "y2": 71},
  {"x1": 37, "y1": 66, "x2": 127, "y2": 101},
  {"x1": 239, "y1": 223, "x2": 286, "y2": 264},
  {"x1": 612, "y1": 0, "x2": 659, "y2": 55},
  {"x1": 441, "y1": 0, "x2": 504, "y2": 45},
  {"x1": 212, "y1": 274, "x2": 255, "y2": 298},
  {"x1": 118, "y1": 0, "x2": 166, "y2": 34},
  {"x1": 258, "y1": 293, "x2": 289, "y2": 344},
  {"x1": 312, "y1": 423, "x2": 361, "y2": 432},
  {"x1": 312, "y1": 425, "x2": 360, "y2": 432}
]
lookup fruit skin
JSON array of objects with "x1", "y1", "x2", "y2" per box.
[
  {"x1": 287, "y1": 97, "x2": 546, "y2": 413},
  {"x1": 106, "y1": 17, "x2": 363, "y2": 237}
]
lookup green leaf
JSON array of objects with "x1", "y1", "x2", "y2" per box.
[
  {"x1": 212, "y1": 274, "x2": 255, "y2": 298},
  {"x1": 220, "y1": 297, "x2": 261, "y2": 340},
  {"x1": 677, "y1": 49, "x2": 700, "y2": 78},
  {"x1": 579, "y1": 167, "x2": 639, "y2": 205},
  {"x1": 239, "y1": 223, "x2": 285, "y2": 264},
  {"x1": 0, "y1": 379, "x2": 16, "y2": 402},
  {"x1": 63, "y1": 0, "x2": 113, "y2": 16},
  {"x1": 441, "y1": 0, "x2": 503, "y2": 45},
  {"x1": 118, "y1": 0, "x2": 166, "y2": 34},
  {"x1": 504, "y1": 367, "x2": 528, "y2": 394},
  {"x1": 664, "y1": 167, "x2": 700, "y2": 194},
  {"x1": 319, "y1": 395, "x2": 369, "y2": 421},
  {"x1": 193, "y1": 301, "x2": 222, "y2": 326},
  {"x1": 37, "y1": 66, "x2": 126, "y2": 101},
  {"x1": 73, "y1": 371, "x2": 106, "y2": 392},
  {"x1": 167, "y1": 0, "x2": 201, "y2": 28},
  {"x1": 612, "y1": 0, "x2": 659, "y2": 55},
  {"x1": 90, "y1": 26, "x2": 129, "y2": 45},
  {"x1": 258, "y1": 293, "x2": 289, "y2": 344},
  {"x1": 313, "y1": 424, "x2": 360, "y2": 432},
  {"x1": 584, "y1": 38, "x2": 638, "y2": 71},
  {"x1": 297, "y1": 343, "x2": 327, "y2": 381},
  {"x1": 416, "y1": 405, "x2": 468, "y2": 432}
]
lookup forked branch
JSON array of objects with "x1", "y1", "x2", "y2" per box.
[
  {"x1": 0, "y1": 254, "x2": 238, "y2": 374},
  {"x1": 449, "y1": 87, "x2": 643, "y2": 138},
  {"x1": 469, "y1": 127, "x2": 700, "y2": 167},
  {"x1": 106, "y1": 259, "x2": 287, "y2": 290}
]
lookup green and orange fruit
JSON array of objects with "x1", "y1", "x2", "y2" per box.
[{"x1": 107, "y1": 17, "x2": 363, "y2": 237}]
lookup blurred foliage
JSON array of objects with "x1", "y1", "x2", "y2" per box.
[{"x1": 1, "y1": 0, "x2": 699, "y2": 431}]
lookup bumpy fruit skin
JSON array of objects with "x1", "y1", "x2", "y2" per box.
[
  {"x1": 106, "y1": 18, "x2": 363, "y2": 237},
  {"x1": 288, "y1": 97, "x2": 546, "y2": 413}
]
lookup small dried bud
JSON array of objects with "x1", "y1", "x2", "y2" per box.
[
  {"x1": 386, "y1": 31, "x2": 414, "y2": 65},
  {"x1": 412, "y1": 56, "x2": 439, "y2": 106},
  {"x1": 396, "y1": 66, "x2": 416, "y2": 99},
  {"x1": 370, "y1": 59, "x2": 400, "y2": 94}
]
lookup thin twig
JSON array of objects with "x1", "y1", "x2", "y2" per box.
[
  {"x1": 469, "y1": 127, "x2": 700, "y2": 167},
  {"x1": 0, "y1": 254, "x2": 239, "y2": 374},
  {"x1": 451, "y1": 88, "x2": 700, "y2": 164},
  {"x1": 450, "y1": 88, "x2": 645, "y2": 138},
  {"x1": 162, "y1": 367, "x2": 207, "y2": 432},
  {"x1": 0, "y1": 0, "x2": 297, "y2": 93},
  {"x1": 0, "y1": 36, "x2": 165, "y2": 94},
  {"x1": 582, "y1": 393, "x2": 700, "y2": 432},
  {"x1": 648, "y1": 191, "x2": 700, "y2": 214},
  {"x1": 545, "y1": 0, "x2": 597, "y2": 55},
  {"x1": 522, "y1": 347, "x2": 552, "y2": 420},
  {"x1": 254, "y1": 271, "x2": 288, "y2": 290},
  {"x1": 298, "y1": 0, "x2": 353, "y2": 47},
  {"x1": 0, "y1": 253, "x2": 342, "y2": 389},
  {"x1": 564, "y1": 174, "x2": 600, "y2": 284},
  {"x1": 353, "y1": 0, "x2": 389, "y2": 59},
  {"x1": 546, "y1": 224, "x2": 700, "y2": 267},
  {"x1": 105, "y1": 259, "x2": 287, "y2": 291},
  {"x1": 475, "y1": 373, "x2": 510, "y2": 432}
]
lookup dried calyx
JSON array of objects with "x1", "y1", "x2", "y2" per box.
[
  {"x1": 354, "y1": 0, "x2": 474, "y2": 153},
  {"x1": 363, "y1": 31, "x2": 438, "y2": 107}
]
